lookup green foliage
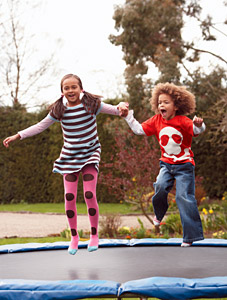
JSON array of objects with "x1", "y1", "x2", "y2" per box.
[
  {"x1": 118, "y1": 226, "x2": 131, "y2": 235},
  {"x1": 160, "y1": 214, "x2": 182, "y2": 235},
  {"x1": 117, "y1": 218, "x2": 153, "y2": 239},
  {"x1": 134, "y1": 218, "x2": 147, "y2": 238},
  {"x1": 185, "y1": 68, "x2": 227, "y2": 113},
  {"x1": 109, "y1": 0, "x2": 200, "y2": 111},
  {"x1": 0, "y1": 236, "x2": 70, "y2": 246},
  {"x1": 194, "y1": 138, "x2": 227, "y2": 198},
  {"x1": 0, "y1": 105, "x2": 62, "y2": 203},
  {"x1": 110, "y1": 0, "x2": 185, "y2": 71},
  {"x1": 201, "y1": 202, "x2": 227, "y2": 232},
  {"x1": 213, "y1": 230, "x2": 227, "y2": 239},
  {"x1": 190, "y1": 83, "x2": 227, "y2": 197},
  {"x1": 110, "y1": 0, "x2": 187, "y2": 117},
  {"x1": 158, "y1": 200, "x2": 227, "y2": 238}
]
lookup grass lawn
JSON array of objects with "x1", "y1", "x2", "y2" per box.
[
  {"x1": 0, "y1": 236, "x2": 70, "y2": 245},
  {"x1": 0, "y1": 202, "x2": 140, "y2": 215}
]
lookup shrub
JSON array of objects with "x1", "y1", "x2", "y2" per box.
[
  {"x1": 99, "y1": 214, "x2": 121, "y2": 238},
  {"x1": 160, "y1": 214, "x2": 182, "y2": 235},
  {"x1": 213, "y1": 231, "x2": 227, "y2": 239},
  {"x1": 201, "y1": 204, "x2": 227, "y2": 232}
]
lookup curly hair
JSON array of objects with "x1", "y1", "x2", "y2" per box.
[{"x1": 150, "y1": 82, "x2": 196, "y2": 115}]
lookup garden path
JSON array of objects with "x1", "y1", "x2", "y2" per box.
[{"x1": 0, "y1": 212, "x2": 154, "y2": 238}]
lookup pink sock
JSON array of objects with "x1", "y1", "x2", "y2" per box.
[
  {"x1": 63, "y1": 173, "x2": 79, "y2": 250},
  {"x1": 82, "y1": 164, "x2": 99, "y2": 248}
]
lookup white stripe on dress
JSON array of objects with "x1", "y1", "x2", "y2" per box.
[{"x1": 51, "y1": 103, "x2": 101, "y2": 174}]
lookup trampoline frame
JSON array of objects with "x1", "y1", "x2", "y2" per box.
[{"x1": 0, "y1": 238, "x2": 227, "y2": 300}]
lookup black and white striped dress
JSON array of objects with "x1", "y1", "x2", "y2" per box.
[
  {"x1": 49, "y1": 103, "x2": 102, "y2": 174},
  {"x1": 18, "y1": 101, "x2": 119, "y2": 175}
]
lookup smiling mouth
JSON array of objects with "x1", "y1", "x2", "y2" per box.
[{"x1": 160, "y1": 109, "x2": 167, "y2": 116}]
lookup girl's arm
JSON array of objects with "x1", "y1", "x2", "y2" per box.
[
  {"x1": 100, "y1": 102, "x2": 129, "y2": 117},
  {"x1": 18, "y1": 115, "x2": 55, "y2": 140},
  {"x1": 124, "y1": 110, "x2": 146, "y2": 135},
  {"x1": 3, "y1": 133, "x2": 20, "y2": 148},
  {"x1": 3, "y1": 115, "x2": 55, "y2": 148}
]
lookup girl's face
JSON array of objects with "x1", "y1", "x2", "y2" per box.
[
  {"x1": 62, "y1": 77, "x2": 82, "y2": 106},
  {"x1": 158, "y1": 93, "x2": 177, "y2": 120}
]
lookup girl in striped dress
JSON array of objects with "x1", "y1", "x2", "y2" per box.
[{"x1": 3, "y1": 74, "x2": 129, "y2": 255}]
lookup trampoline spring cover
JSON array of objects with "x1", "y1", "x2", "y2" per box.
[{"x1": 0, "y1": 238, "x2": 226, "y2": 300}]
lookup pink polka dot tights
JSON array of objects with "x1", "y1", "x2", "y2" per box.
[{"x1": 63, "y1": 164, "x2": 99, "y2": 253}]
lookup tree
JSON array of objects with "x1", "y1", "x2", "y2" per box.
[
  {"x1": 109, "y1": 0, "x2": 227, "y2": 115},
  {"x1": 109, "y1": 0, "x2": 227, "y2": 198},
  {"x1": 191, "y1": 92, "x2": 227, "y2": 198},
  {"x1": 182, "y1": 67, "x2": 227, "y2": 197},
  {"x1": 184, "y1": 67, "x2": 227, "y2": 113},
  {"x1": 0, "y1": 0, "x2": 59, "y2": 108}
]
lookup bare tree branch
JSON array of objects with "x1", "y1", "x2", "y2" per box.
[
  {"x1": 211, "y1": 24, "x2": 227, "y2": 37},
  {"x1": 184, "y1": 45, "x2": 227, "y2": 64},
  {"x1": 0, "y1": 0, "x2": 60, "y2": 107}
]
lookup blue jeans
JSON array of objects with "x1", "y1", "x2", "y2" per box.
[{"x1": 152, "y1": 161, "x2": 204, "y2": 243}]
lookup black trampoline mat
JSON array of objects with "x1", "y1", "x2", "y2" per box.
[{"x1": 1, "y1": 246, "x2": 226, "y2": 282}]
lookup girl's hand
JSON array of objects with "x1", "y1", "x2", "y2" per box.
[
  {"x1": 3, "y1": 134, "x2": 20, "y2": 148},
  {"x1": 193, "y1": 116, "x2": 203, "y2": 128},
  {"x1": 117, "y1": 102, "x2": 129, "y2": 117}
]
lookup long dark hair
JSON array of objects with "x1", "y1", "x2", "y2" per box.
[{"x1": 48, "y1": 74, "x2": 102, "y2": 120}]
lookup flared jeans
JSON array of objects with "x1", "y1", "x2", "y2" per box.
[{"x1": 152, "y1": 161, "x2": 204, "y2": 243}]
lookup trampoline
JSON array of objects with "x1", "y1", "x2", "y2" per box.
[{"x1": 0, "y1": 238, "x2": 227, "y2": 300}]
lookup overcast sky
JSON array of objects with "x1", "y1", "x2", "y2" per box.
[
  {"x1": 29, "y1": 0, "x2": 127, "y2": 104},
  {"x1": 3, "y1": 0, "x2": 227, "y2": 108}
]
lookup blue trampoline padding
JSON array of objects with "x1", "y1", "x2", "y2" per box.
[
  {"x1": 0, "y1": 239, "x2": 227, "y2": 299},
  {"x1": 0, "y1": 279, "x2": 120, "y2": 300},
  {"x1": 119, "y1": 276, "x2": 227, "y2": 300},
  {"x1": 1, "y1": 277, "x2": 227, "y2": 300},
  {"x1": 128, "y1": 238, "x2": 227, "y2": 247},
  {"x1": 0, "y1": 238, "x2": 226, "y2": 254},
  {"x1": 0, "y1": 241, "x2": 69, "y2": 254}
]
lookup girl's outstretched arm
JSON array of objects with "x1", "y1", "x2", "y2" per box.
[
  {"x1": 100, "y1": 102, "x2": 129, "y2": 117},
  {"x1": 3, "y1": 115, "x2": 55, "y2": 148},
  {"x1": 3, "y1": 134, "x2": 20, "y2": 148},
  {"x1": 124, "y1": 110, "x2": 146, "y2": 135},
  {"x1": 18, "y1": 115, "x2": 55, "y2": 140}
]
